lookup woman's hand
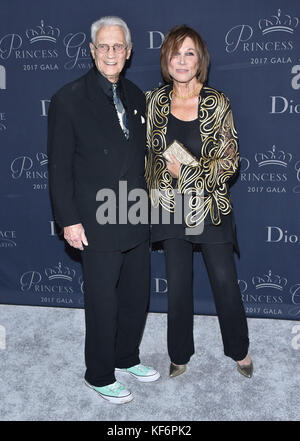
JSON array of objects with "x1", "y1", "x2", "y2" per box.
[
  {"x1": 64, "y1": 223, "x2": 88, "y2": 250},
  {"x1": 166, "y1": 153, "x2": 181, "y2": 178}
]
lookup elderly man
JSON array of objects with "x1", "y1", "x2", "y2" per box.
[{"x1": 48, "y1": 16, "x2": 159, "y2": 404}]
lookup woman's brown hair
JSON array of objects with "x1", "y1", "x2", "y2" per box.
[{"x1": 160, "y1": 25, "x2": 210, "y2": 84}]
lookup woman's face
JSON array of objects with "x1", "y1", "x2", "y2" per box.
[{"x1": 167, "y1": 37, "x2": 200, "y2": 84}]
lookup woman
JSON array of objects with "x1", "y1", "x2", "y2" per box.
[{"x1": 145, "y1": 25, "x2": 253, "y2": 378}]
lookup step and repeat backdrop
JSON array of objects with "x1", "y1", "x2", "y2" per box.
[{"x1": 0, "y1": 0, "x2": 299, "y2": 319}]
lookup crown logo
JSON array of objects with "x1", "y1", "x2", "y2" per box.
[
  {"x1": 252, "y1": 270, "x2": 287, "y2": 291},
  {"x1": 36, "y1": 152, "x2": 48, "y2": 166},
  {"x1": 26, "y1": 19, "x2": 60, "y2": 44},
  {"x1": 45, "y1": 262, "x2": 76, "y2": 281},
  {"x1": 254, "y1": 145, "x2": 292, "y2": 168},
  {"x1": 259, "y1": 9, "x2": 299, "y2": 35}
]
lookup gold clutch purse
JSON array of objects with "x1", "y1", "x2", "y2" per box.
[{"x1": 162, "y1": 139, "x2": 198, "y2": 167}]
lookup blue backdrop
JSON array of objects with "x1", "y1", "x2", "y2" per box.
[{"x1": 1, "y1": 0, "x2": 300, "y2": 320}]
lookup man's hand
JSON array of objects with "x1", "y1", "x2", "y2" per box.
[
  {"x1": 166, "y1": 153, "x2": 181, "y2": 178},
  {"x1": 64, "y1": 223, "x2": 88, "y2": 250}
]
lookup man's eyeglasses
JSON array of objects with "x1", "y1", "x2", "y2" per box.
[{"x1": 93, "y1": 43, "x2": 127, "y2": 54}]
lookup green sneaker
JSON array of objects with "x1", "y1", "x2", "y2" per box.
[
  {"x1": 115, "y1": 364, "x2": 160, "y2": 382},
  {"x1": 84, "y1": 380, "x2": 133, "y2": 404}
]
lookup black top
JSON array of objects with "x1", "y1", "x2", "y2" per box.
[
  {"x1": 151, "y1": 112, "x2": 237, "y2": 247},
  {"x1": 168, "y1": 113, "x2": 201, "y2": 158}
]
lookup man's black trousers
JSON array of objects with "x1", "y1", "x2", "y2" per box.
[{"x1": 81, "y1": 240, "x2": 150, "y2": 387}]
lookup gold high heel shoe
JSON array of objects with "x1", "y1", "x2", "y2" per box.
[
  {"x1": 169, "y1": 362, "x2": 186, "y2": 378},
  {"x1": 237, "y1": 360, "x2": 253, "y2": 378}
]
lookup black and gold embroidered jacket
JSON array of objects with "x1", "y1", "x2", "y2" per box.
[{"x1": 145, "y1": 84, "x2": 239, "y2": 227}]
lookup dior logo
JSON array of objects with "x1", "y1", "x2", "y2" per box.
[
  {"x1": 266, "y1": 226, "x2": 300, "y2": 244},
  {"x1": 154, "y1": 278, "x2": 168, "y2": 294},
  {"x1": 41, "y1": 99, "x2": 50, "y2": 117},
  {"x1": 0, "y1": 65, "x2": 6, "y2": 89},
  {"x1": 148, "y1": 31, "x2": 164, "y2": 49},
  {"x1": 270, "y1": 96, "x2": 300, "y2": 114}
]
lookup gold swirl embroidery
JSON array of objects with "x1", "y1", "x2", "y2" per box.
[
  {"x1": 146, "y1": 86, "x2": 175, "y2": 212},
  {"x1": 146, "y1": 85, "x2": 239, "y2": 227}
]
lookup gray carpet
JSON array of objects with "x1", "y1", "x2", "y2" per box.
[{"x1": 0, "y1": 304, "x2": 299, "y2": 421}]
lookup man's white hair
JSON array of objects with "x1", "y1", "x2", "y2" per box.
[{"x1": 91, "y1": 16, "x2": 132, "y2": 46}]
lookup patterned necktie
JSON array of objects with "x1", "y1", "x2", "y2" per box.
[{"x1": 112, "y1": 83, "x2": 129, "y2": 140}]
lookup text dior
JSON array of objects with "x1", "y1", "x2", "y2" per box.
[
  {"x1": 270, "y1": 96, "x2": 300, "y2": 114},
  {"x1": 266, "y1": 226, "x2": 300, "y2": 244},
  {"x1": 40, "y1": 100, "x2": 50, "y2": 117}
]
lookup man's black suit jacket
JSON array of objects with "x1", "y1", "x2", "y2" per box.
[{"x1": 47, "y1": 67, "x2": 149, "y2": 251}]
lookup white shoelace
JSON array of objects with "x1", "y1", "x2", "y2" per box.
[
  {"x1": 109, "y1": 381, "x2": 124, "y2": 392},
  {"x1": 134, "y1": 364, "x2": 150, "y2": 372}
]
